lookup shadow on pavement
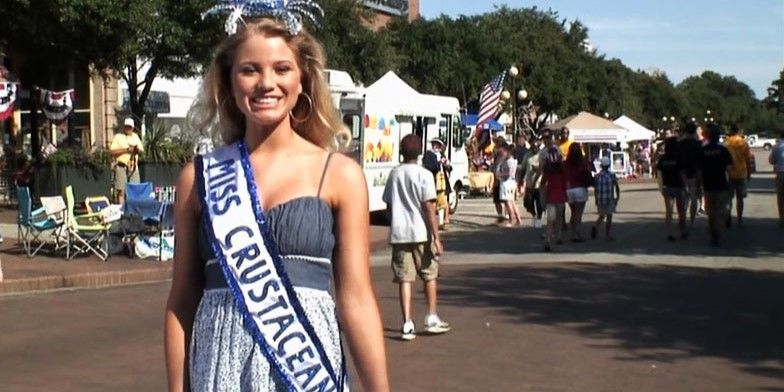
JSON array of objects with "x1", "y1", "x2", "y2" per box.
[
  {"x1": 438, "y1": 262, "x2": 784, "y2": 382},
  {"x1": 444, "y1": 216, "x2": 784, "y2": 258}
]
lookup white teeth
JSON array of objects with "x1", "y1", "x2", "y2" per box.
[{"x1": 252, "y1": 97, "x2": 278, "y2": 105}]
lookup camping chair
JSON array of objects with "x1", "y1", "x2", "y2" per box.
[
  {"x1": 125, "y1": 182, "x2": 154, "y2": 203},
  {"x1": 16, "y1": 187, "x2": 65, "y2": 257},
  {"x1": 155, "y1": 188, "x2": 175, "y2": 261},
  {"x1": 125, "y1": 185, "x2": 175, "y2": 261},
  {"x1": 64, "y1": 185, "x2": 111, "y2": 261}
]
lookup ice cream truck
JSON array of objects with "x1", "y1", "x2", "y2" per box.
[{"x1": 324, "y1": 69, "x2": 468, "y2": 212}]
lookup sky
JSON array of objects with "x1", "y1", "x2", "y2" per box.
[{"x1": 419, "y1": 0, "x2": 784, "y2": 99}]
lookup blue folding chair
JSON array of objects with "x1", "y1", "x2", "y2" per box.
[
  {"x1": 16, "y1": 187, "x2": 65, "y2": 257},
  {"x1": 125, "y1": 182, "x2": 154, "y2": 203}
]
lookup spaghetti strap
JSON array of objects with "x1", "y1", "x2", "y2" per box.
[{"x1": 317, "y1": 152, "x2": 334, "y2": 198}]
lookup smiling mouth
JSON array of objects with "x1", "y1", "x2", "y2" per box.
[{"x1": 250, "y1": 96, "x2": 280, "y2": 108}]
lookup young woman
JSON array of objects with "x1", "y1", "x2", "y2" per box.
[
  {"x1": 540, "y1": 131, "x2": 568, "y2": 252},
  {"x1": 164, "y1": 17, "x2": 389, "y2": 391},
  {"x1": 564, "y1": 143, "x2": 592, "y2": 242},
  {"x1": 656, "y1": 136, "x2": 687, "y2": 241},
  {"x1": 497, "y1": 144, "x2": 522, "y2": 226}
]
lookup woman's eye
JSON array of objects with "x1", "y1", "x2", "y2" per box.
[
  {"x1": 275, "y1": 65, "x2": 291, "y2": 74},
  {"x1": 239, "y1": 66, "x2": 256, "y2": 75}
]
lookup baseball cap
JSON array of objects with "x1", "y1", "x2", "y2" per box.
[
  {"x1": 429, "y1": 138, "x2": 445, "y2": 146},
  {"x1": 123, "y1": 118, "x2": 135, "y2": 128},
  {"x1": 601, "y1": 157, "x2": 611, "y2": 167}
]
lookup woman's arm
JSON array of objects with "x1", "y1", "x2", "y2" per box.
[
  {"x1": 165, "y1": 162, "x2": 205, "y2": 392},
  {"x1": 327, "y1": 154, "x2": 390, "y2": 392}
]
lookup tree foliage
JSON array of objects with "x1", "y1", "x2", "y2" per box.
[
  {"x1": 1, "y1": 0, "x2": 222, "y2": 123},
  {"x1": 2, "y1": 2, "x2": 781, "y2": 134}
]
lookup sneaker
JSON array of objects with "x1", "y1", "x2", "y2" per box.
[
  {"x1": 533, "y1": 218, "x2": 542, "y2": 229},
  {"x1": 424, "y1": 314, "x2": 451, "y2": 334},
  {"x1": 401, "y1": 320, "x2": 416, "y2": 341},
  {"x1": 0, "y1": 235, "x2": 4, "y2": 244}
]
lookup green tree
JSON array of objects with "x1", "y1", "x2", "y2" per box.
[
  {"x1": 763, "y1": 68, "x2": 784, "y2": 114},
  {"x1": 677, "y1": 71, "x2": 758, "y2": 127},
  {"x1": 312, "y1": 0, "x2": 397, "y2": 86},
  {"x1": 60, "y1": 0, "x2": 221, "y2": 123},
  {"x1": 0, "y1": 0, "x2": 222, "y2": 124}
]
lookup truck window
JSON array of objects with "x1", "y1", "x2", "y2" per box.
[{"x1": 342, "y1": 114, "x2": 362, "y2": 140}]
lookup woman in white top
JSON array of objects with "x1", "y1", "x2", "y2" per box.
[{"x1": 497, "y1": 145, "x2": 522, "y2": 226}]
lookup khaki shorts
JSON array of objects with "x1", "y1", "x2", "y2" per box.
[
  {"x1": 391, "y1": 242, "x2": 439, "y2": 283},
  {"x1": 436, "y1": 192, "x2": 449, "y2": 210},
  {"x1": 728, "y1": 179, "x2": 748, "y2": 198},
  {"x1": 114, "y1": 164, "x2": 140, "y2": 192}
]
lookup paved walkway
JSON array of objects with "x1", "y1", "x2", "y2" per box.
[{"x1": 2, "y1": 149, "x2": 781, "y2": 295}]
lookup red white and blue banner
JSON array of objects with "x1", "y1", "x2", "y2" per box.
[{"x1": 39, "y1": 89, "x2": 76, "y2": 121}]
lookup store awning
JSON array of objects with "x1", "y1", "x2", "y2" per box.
[{"x1": 461, "y1": 114, "x2": 503, "y2": 131}]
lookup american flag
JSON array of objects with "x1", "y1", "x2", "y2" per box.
[{"x1": 475, "y1": 70, "x2": 507, "y2": 137}]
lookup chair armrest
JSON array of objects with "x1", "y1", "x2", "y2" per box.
[{"x1": 31, "y1": 206, "x2": 48, "y2": 219}]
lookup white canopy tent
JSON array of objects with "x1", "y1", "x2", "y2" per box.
[
  {"x1": 549, "y1": 111, "x2": 627, "y2": 143},
  {"x1": 364, "y1": 71, "x2": 423, "y2": 115},
  {"x1": 614, "y1": 115, "x2": 655, "y2": 142}
]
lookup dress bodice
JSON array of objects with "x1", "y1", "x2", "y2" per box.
[{"x1": 199, "y1": 197, "x2": 336, "y2": 291}]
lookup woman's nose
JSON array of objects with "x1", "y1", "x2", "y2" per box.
[{"x1": 257, "y1": 71, "x2": 275, "y2": 90}]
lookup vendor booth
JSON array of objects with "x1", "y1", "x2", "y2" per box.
[
  {"x1": 549, "y1": 111, "x2": 630, "y2": 175},
  {"x1": 614, "y1": 115, "x2": 655, "y2": 177}
]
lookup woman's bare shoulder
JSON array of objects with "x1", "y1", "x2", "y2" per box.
[{"x1": 323, "y1": 153, "x2": 366, "y2": 204}]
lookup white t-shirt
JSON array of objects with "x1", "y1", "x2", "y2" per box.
[{"x1": 382, "y1": 163, "x2": 437, "y2": 244}]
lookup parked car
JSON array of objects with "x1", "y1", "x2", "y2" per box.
[{"x1": 747, "y1": 134, "x2": 777, "y2": 150}]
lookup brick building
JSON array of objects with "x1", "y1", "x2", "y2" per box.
[{"x1": 362, "y1": 0, "x2": 420, "y2": 29}]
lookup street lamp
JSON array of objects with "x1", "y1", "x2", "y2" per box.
[{"x1": 509, "y1": 65, "x2": 520, "y2": 139}]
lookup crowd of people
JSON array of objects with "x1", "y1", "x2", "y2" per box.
[{"x1": 476, "y1": 122, "x2": 784, "y2": 250}]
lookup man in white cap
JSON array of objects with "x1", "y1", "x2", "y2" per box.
[
  {"x1": 110, "y1": 118, "x2": 144, "y2": 204},
  {"x1": 422, "y1": 137, "x2": 452, "y2": 230}
]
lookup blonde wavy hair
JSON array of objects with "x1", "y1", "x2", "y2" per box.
[{"x1": 188, "y1": 18, "x2": 348, "y2": 150}]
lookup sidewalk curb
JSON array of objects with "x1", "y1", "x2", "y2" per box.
[
  {"x1": 0, "y1": 266, "x2": 172, "y2": 296},
  {"x1": 0, "y1": 238, "x2": 388, "y2": 296}
]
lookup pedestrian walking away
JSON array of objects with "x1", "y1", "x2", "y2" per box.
[
  {"x1": 657, "y1": 136, "x2": 688, "y2": 241},
  {"x1": 513, "y1": 134, "x2": 529, "y2": 195},
  {"x1": 564, "y1": 142, "x2": 592, "y2": 242},
  {"x1": 678, "y1": 122, "x2": 704, "y2": 226},
  {"x1": 591, "y1": 157, "x2": 620, "y2": 241},
  {"x1": 699, "y1": 124, "x2": 733, "y2": 247},
  {"x1": 540, "y1": 130, "x2": 568, "y2": 252},
  {"x1": 723, "y1": 124, "x2": 752, "y2": 227},
  {"x1": 769, "y1": 130, "x2": 784, "y2": 228},
  {"x1": 164, "y1": 9, "x2": 390, "y2": 392},
  {"x1": 522, "y1": 137, "x2": 544, "y2": 228},
  {"x1": 497, "y1": 144, "x2": 522, "y2": 226},
  {"x1": 383, "y1": 134, "x2": 451, "y2": 342}
]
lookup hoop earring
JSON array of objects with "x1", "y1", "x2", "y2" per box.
[{"x1": 290, "y1": 93, "x2": 313, "y2": 123}]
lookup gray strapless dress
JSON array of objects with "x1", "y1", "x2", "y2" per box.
[{"x1": 189, "y1": 197, "x2": 347, "y2": 391}]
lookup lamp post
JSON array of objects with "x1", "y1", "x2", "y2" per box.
[
  {"x1": 508, "y1": 65, "x2": 520, "y2": 139},
  {"x1": 703, "y1": 109, "x2": 714, "y2": 123}
]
